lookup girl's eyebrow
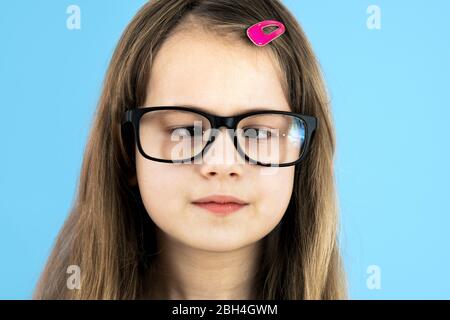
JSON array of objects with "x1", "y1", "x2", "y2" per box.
[{"x1": 179, "y1": 104, "x2": 281, "y2": 115}]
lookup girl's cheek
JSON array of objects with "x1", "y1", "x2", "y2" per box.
[
  {"x1": 136, "y1": 160, "x2": 190, "y2": 205},
  {"x1": 260, "y1": 169, "x2": 295, "y2": 210}
]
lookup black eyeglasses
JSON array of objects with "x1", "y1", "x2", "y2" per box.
[{"x1": 121, "y1": 106, "x2": 317, "y2": 167}]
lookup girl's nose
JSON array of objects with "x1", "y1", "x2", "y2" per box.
[
  {"x1": 199, "y1": 127, "x2": 245, "y2": 178},
  {"x1": 201, "y1": 127, "x2": 242, "y2": 165}
]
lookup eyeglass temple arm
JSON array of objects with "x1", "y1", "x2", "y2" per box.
[{"x1": 121, "y1": 110, "x2": 133, "y2": 126}]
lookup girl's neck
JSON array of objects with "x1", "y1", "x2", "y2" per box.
[{"x1": 145, "y1": 231, "x2": 262, "y2": 300}]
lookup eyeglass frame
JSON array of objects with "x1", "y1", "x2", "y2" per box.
[{"x1": 121, "y1": 106, "x2": 318, "y2": 167}]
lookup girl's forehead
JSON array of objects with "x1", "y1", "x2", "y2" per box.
[{"x1": 145, "y1": 29, "x2": 290, "y2": 113}]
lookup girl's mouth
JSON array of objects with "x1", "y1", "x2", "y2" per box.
[
  {"x1": 191, "y1": 194, "x2": 249, "y2": 215},
  {"x1": 192, "y1": 202, "x2": 248, "y2": 215}
]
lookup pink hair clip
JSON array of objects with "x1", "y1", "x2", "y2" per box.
[{"x1": 246, "y1": 20, "x2": 286, "y2": 47}]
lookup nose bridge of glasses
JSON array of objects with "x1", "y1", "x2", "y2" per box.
[
  {"x1": 212, "y1": 115, "x2": 237, "y2": 130},
  {"x1": 207, "y1": 114, "x2": 241, "y2": 145}
]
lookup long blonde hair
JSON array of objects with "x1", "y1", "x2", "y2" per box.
[{"x1": 34, "y1": 0, "x2": 347, "y2": 299}]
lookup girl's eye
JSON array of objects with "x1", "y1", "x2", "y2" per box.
[
  {"x1": 243, "y1": 128, "x2": 274, "y2": 140},
  {"x1": 169, "y1": 126, "x2": 203, "y2": 138}
]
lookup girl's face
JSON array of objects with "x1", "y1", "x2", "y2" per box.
[{"x1": 136, "y1": 29, "x2": 295, "y2": 252}]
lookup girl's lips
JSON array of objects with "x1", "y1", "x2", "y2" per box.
[
  {"x1": 192, "y1": 195, "x2": 248, "y2": 205},
  {"x1": 192, "y1": 202, "x2": 248, "y2": 215}
]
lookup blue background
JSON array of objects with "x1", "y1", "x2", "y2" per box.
[{"x1": 0, "y1": 0, "x2": 449, "y2": 299}]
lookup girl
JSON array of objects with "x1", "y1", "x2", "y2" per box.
[{"x1": 34, "y1": 0, "x2": 347, "y2": 299}]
